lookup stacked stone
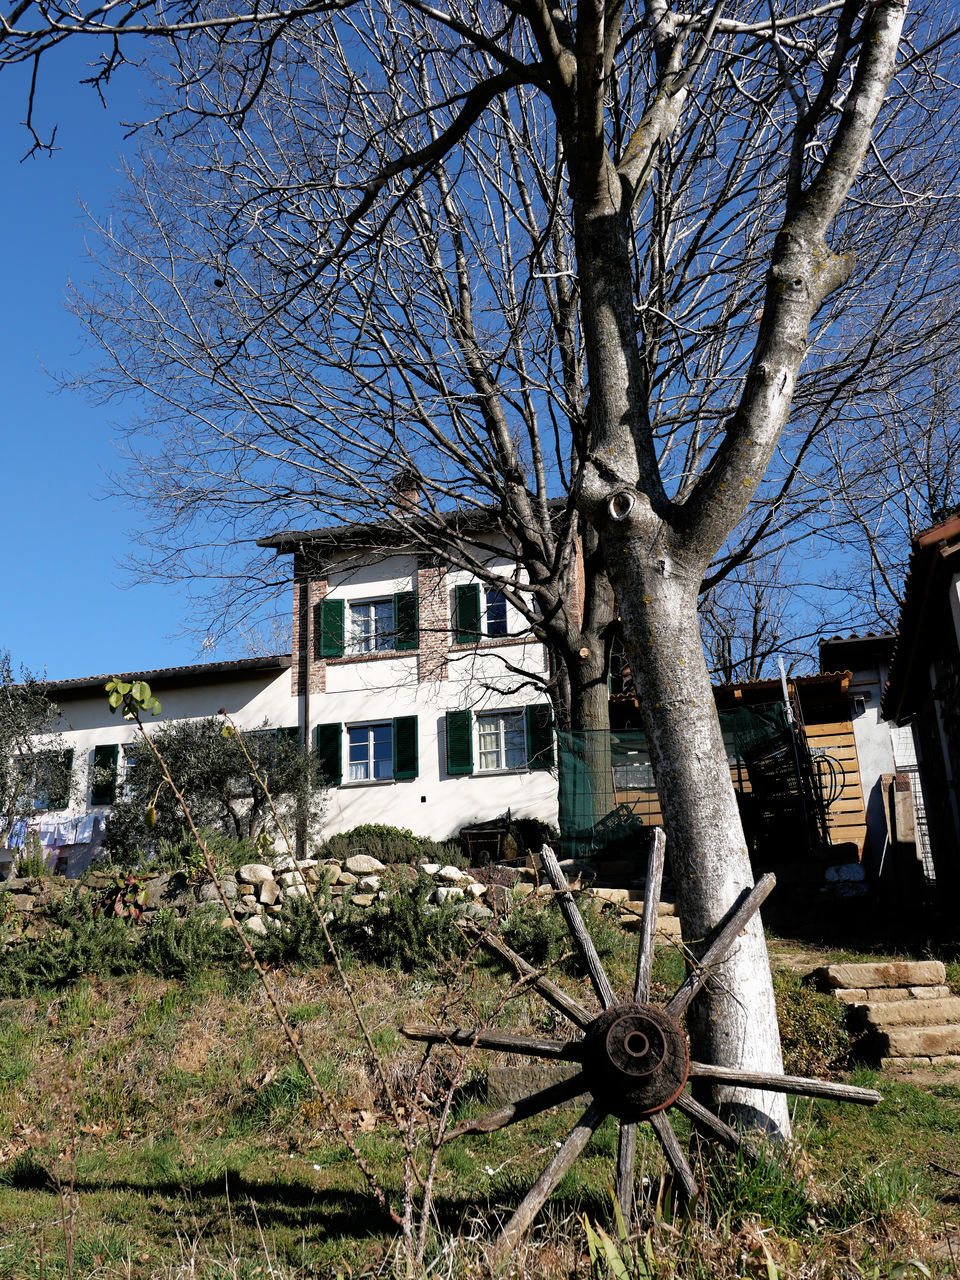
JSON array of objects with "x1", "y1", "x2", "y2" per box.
[{"x1": 815, "y1": 961, "x2": 960, "y2": 1070}]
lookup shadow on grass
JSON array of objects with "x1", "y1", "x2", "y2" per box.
[{"x1": 3, "y1": 1162, "x2": 613, "y2": 1242}]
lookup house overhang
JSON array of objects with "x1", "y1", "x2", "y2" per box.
[{"x1": 883, "y1": 517, "x2": 960, "y2": 724}]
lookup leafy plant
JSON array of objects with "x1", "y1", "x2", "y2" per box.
[
  {"x1": 103, "y1": 716, "x2": 321, "y2": 867},
  {"x1": 97, "y1": 874, "x2": 149, "y2": 920},
  {"x1": 773, "y1": 969, "x2": 852, "y2": 1076},
  {"x1": 330, "y1": 873, "x2": 467, "y2": 972},
  {"x1": 316, "y1": 823, "x2": 464, "y2": 868},
  {"x1": 13, "y1": 833, "x2": 50, "y2": 879}
]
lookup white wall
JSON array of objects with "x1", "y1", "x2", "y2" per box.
[{"x1": 314, "y1": 550, "x2": 559, "y2": 839}]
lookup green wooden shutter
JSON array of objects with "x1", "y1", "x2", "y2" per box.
[
  {"x1": 393, "y1": 716, "x2": 419, "y2": 779},
  {"x1": 91, "y1": 743, "x2": 119, "y2": 805},
  {"x1": 316, "y1": 598, "x2": 345, "y2": 658},
  {"x1": 47, "y1": 749, "x2": 74, "y2": 810},
  {"x1": 445, "y1": 709, "x2": 474, "y2": 775},
  {"x1": 394, "y1": 591, "x2": 419, "y2": 651},
  {"x1": 314, "y1": 722, "x2": 342, "y2": 785},
  {"x1": 453, "y1": 583, "x2": 481, "y2": 644},
  {"x1": 525, "y1": 705, "x2": 554, "y2": 771}
]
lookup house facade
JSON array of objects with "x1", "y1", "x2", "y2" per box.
[
  {"x1": 2, "y1": 656, "x2": 296, "y2": 878},
  {"x1": 257, "y1": 521, "x2": 560, "y2": 842}
]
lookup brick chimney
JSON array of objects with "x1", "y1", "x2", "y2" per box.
[{"x1": 391, "y1": 468, "x2": 421, "y2": 518}]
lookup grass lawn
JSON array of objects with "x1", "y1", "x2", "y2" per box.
[{"x1": 1, "y1": 914, "x2": 959, "y2": 1278}]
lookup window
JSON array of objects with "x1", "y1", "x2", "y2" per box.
[
  {"x1": 21, "y1": 749, "x2": 73, "y2": 811},
  {"x1": 348, "y1": 722, "x2": 394, "y2": 781},
  {"x1": 350, "y1": 598, "x2": 395, "y2": 654},
  {"x1": 316, "y1": 592, "x2": 418, "y2": 658},
  {"x1": 445, "y1": 706, "x2": 553, "y2": 775},
  {"x1": 484, "y1": 587, "x2": 508, "y2": 636},
  {"x1": 454, "y1": 583, "x2": 511, "y2": 643},
  {"x1": 477, "y1": 711, "x2": 527, "y2": 771},
  {"x1": 316, "y1": 717, "x2": 418, "y2": 784}
]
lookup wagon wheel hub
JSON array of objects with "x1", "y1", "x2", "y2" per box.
[{"x1": 580, "y1": 1002, "x2": 689, "y2": 1121}]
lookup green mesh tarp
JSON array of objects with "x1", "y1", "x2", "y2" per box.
[{"x1": 557, "y1": 702, "x2": 799, "y2": 860}]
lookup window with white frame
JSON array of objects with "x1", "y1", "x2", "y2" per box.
[
  {"x1": 347, "y1": 722, "x2": 394, "y2": 781},
  {"x1": 484, "y1": 587, "x2": 508, "y2": 636},
  {"x1": 349, "y1": 598, "x2": 395, "y2": 654},
  {"x1": 477, "y1": 710, "x2": 526, "y2": 771}
]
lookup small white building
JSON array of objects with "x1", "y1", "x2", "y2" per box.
[{"x1": 3, "y1": 655, "x2": 296, "y2": 878}]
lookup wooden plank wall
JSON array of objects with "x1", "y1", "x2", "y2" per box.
[
  {"x1": 801, "y1": 718, "x2": 867, "y2": 854},
  {"x1": 611, "y1": 713, "x2": 867, "y2": 857}
]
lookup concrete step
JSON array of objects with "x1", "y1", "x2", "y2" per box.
[
  {"x1": 853, "y1": 998, "x2": 960, "y2": 1030},
  {"x1": 816, "y1": 961, "x2": 946, "y2": 991},
  {"x1": 875, "y1": 1024, "x2": 960, "y2": 1058}
]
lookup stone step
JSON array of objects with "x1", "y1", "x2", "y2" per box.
[
  {"x1": 816, "y1": 961, "x2": 946, "y2": 991},
  {"x1": 852, "y1": 998, "x2": 960, "y2": 1030},
  {"x1": 834, "y1": 985, "x2": 951, "y2": 1005},
  {"x1": 618, "y1": 912, "x2": 682, "y2": 941},
  {"x1": 875, "y1": 1024, "x2": 960, "y2": 1058}
]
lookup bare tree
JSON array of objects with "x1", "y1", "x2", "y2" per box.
[{"x1": 10, "y1": 0, "x2": 957, "y2": 1140}]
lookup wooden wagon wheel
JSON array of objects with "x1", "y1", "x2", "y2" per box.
[{"x1": 402, "y1": 833, "x2": 882, "y2": 1260}]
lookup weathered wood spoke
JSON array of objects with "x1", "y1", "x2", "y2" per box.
[
  {"x1": 446, "y1": 1071, "x2": 589, "y2": 1141},
  {"x1": 401, "y1": 1024, "x2": 576, "y2": 1060},
  {"x1": 650, "y1": 1111, "x2": 699, "y2": 1207},
  {"x1": 665, "y1": 874, "x2": 777, "y2": 1019},
  {"x1": 634, "y1": 827, "x2": 666, "y2": 1003},
  {"x1": 459, "y1": 919, "x2": 595, "y2": 1030},
  {"x1": 688, "y1": 1062, "x2": 882, "y2": 1105},
  {"x1": 616, "y1": 1121, "x2": 637, "y2": 1221},
  {"x1": 539, "y1": 844, "x2": 618, "y2": 1008},
  {"x1": 493, "y1": 1102, "x2": 606, "y2": 1263},
  {"x1": 673, "y1": 1092, "x2": 760, "y2": 1159},
  {"x1": 403, "y1": 849, "x2": 882, "y2": 1259}
]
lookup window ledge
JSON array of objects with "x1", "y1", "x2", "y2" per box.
[
  {"x1": 473, "y1": 767, "x2": 532, "y2": 778},
  {"x1": 449, "y1": 636, "x2": 536, "y2": 652},
  {"x1": 338, "y1": 778, "x2": 397, "y2": 788},
  {"x1": 324, "y1": 650, "x2": 417, "y2": 665}
]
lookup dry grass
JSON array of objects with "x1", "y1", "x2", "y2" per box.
[{"x1": 0, "y1": 942, "x2": 958, "y2": 1278}]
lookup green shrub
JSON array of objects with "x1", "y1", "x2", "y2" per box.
[
  {"x1": 138, "y1": 907, "x2": 249, "y2": 981},
  {"x1": 774, "y1": 969, "x2": 852, "y2": 1076},
  {"x1": 330, "y1": 874, "x2": 466, "y2": 973},
  {"x1": 0, "y1": 892, "x2": 139, "y2": 996},
  {"x1": 256, "y1": 892, "x2": 334, "y2": 969},
  {"x1": 500, "y1": 893, "x2": 620, "y2": 980},
  {"x1": 510, "y1": 817, "x2": 561, "y2": 856},
  {"x1": 316, "y1": 824, "x2": 464, "y2": 869}
]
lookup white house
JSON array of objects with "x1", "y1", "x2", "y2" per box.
[
  {"x1": 5, "y1": 512, "x2": 561, "y2": 875},
  {"x1": 256, "y1": 514, "x2": 560, "y2": 842}
]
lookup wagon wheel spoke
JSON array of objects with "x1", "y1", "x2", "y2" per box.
[
  {"x1": 493, "y1": 1101, "x2": 606, "y2": 1263},
  {"x1": 673, "y1": 1092, "x2": 760, "y2": 1159},
  {"x1": 539, "y1": 845, "x2": 617, "y2": 1008},
  {"x1": 459, "y1": 920, "x2": 595, "y2": 1030},
  {"x1": 634, "y1": 827, "x2": 666, "y2": 1003},
  {"x1": 445, "y1": 1072, "x2": 590, "y2": 1141},
  {"x1": 649, "y1": 1111, "x2": 699, "y2": 1207},
  {"x1": 687, "y1": 1062, "x2": 882, "y2": 1105},
  {"x1": 401, "y1": 1024, "x2": 576, "y2": 1060},
  {"x1": 665, "y1": 874, "x2": 777, "y2": 1019},
  {"x1": 616, "y1": 1121, "x2": 637, "y2": 1222}
]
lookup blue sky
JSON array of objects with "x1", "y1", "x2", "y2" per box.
[{"x1": 0, "y1": 52, "x2": 268, "y2": 682}]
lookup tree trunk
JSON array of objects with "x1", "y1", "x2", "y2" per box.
[{"x1": 617, "y1": 563, "x2": 790, "y2": 1137}]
